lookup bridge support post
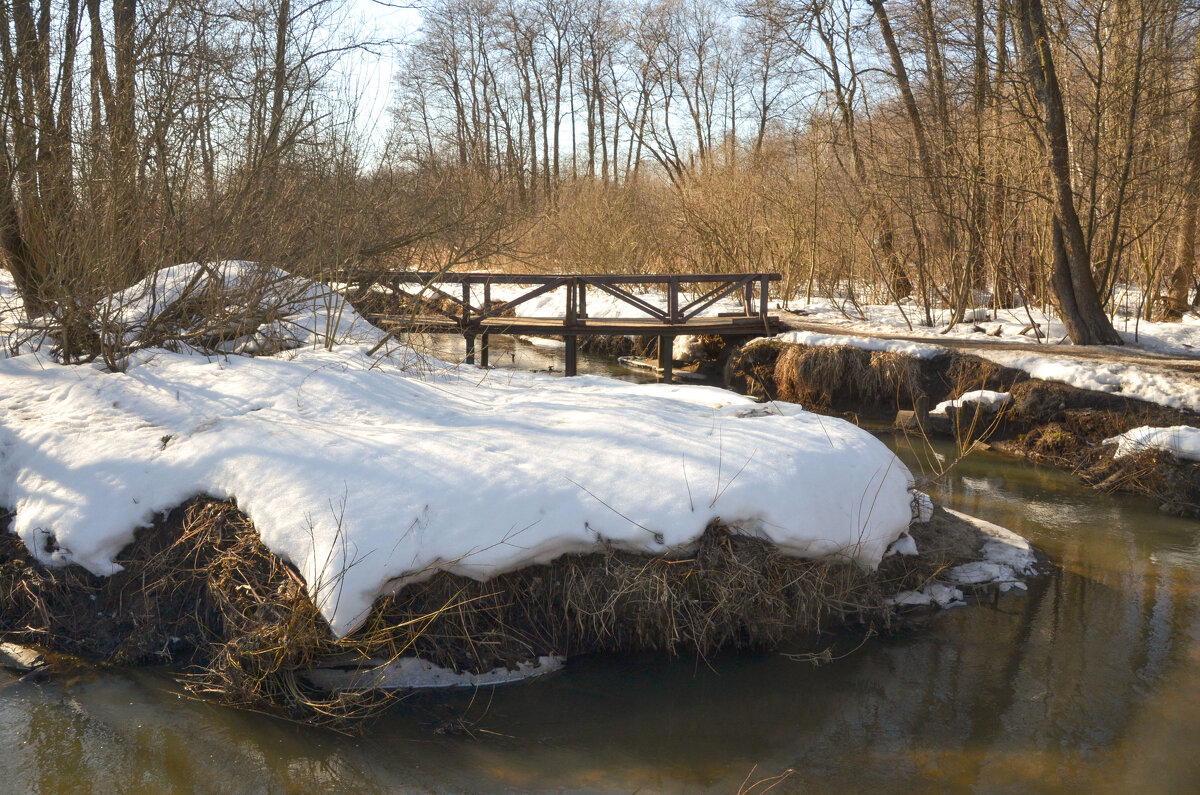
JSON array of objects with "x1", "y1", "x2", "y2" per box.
[
  {"x1": 480, "y1": 334, "x2": 490, "y2": 368},
  {"x1": 464, "y1": 333, "x2": 476, "y2": 365},
  {"x1": 565, "y1": 335, "x2": 577, "y2": 376},
  {"x1": 658, "y1": 335, "x2": 674, "y2": 384}
]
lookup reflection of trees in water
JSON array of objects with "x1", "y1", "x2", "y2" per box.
[{"x1": 1, "y1": 449, "x2": 1198, "y2": 792}]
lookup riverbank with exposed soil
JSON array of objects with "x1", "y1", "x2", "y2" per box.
[{"x1": 726, "y1": 337, "x2": 1200, "y2": 517}]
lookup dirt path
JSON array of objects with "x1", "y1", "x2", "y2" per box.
[{"x1": 777, "y1": 311, "x2": 1200, "y2": 374}]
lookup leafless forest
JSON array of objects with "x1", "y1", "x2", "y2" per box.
[{"x1": 3, "y1": 0, "x2": 1200, "y2": 347}]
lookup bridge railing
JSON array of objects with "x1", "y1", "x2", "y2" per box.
[
  {"x1": 341, "y1": 270, "x2": 782, "y2": 381},
  {"x1": 370, "y1": 271, "x2": 781, "y2": 328}
]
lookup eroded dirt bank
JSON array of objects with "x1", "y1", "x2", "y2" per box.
[
  {"x1": 0, "y1": 494, "x2": 1029, "y2": 727},
  {"x1": 728, "y1": 340, "x2": 1200, "y2": 517}
]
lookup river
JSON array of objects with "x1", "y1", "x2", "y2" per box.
[{"x1": 1, "y1": 344, "x2": 1198, "y2": 792}]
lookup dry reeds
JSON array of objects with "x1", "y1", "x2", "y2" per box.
[
  {"x1": 773, "y1": 344, "x2": 921, "y2": 411},
  {"x1": 0, "y1": 497, "x2": 961, "y2": 729}
]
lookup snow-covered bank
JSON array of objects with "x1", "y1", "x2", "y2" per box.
[
  {"x1": 930, "y1": 390, "x2": 1012, "y2": 417},
  {"x1": 784, "y1": 292, "x2": 1200, "y2": 357},
  {"x1": 756, "y1": 328, "x2": 1200, "y2": 413},
  {"x1": 772, "y1": 330, "x2": 946, "y2": 360},
  {"x1": 889, "y1": 507, "x2": 1041, "y2": 609},
  {"x1": 0, "y1": 348, "x2": 916, "y2": 636},
  {"x1": 978, "y1": 350, "x2": 1200, "y2": 413},
  {"x1": 1104, "y1": 426, "x2": 1200, "y2": 462},
  {"x1": 0, "y1": 265, "x2": 925, "y2": 637}
]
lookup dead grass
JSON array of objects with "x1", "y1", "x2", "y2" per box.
[
  {"x1": 772, "y1": 344, "x2": 921, "y2": 411},
  {"x1": 727, "y1": 340, "x2": 786, "y2": 398},
  {"x1": 0, "y1": 497, "x2": 957, "y2": 729}
]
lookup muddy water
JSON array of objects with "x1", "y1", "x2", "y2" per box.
[
  {"x1": 396, "y1": 332, "x2": 649, "y2": 382},
  {"x1": 2, "y1": 392, "x2": 1200, "y2": 791}
]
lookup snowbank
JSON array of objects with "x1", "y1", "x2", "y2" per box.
[
  {"x1": 103, "y1": 260, "x2": 377, "y2": 354},
  {"x1": 768, "y1": 330, "x2": 946, "y2": 359},
  {"x1": 1103, "y1": 426, "x2": 1200, "y2": 462},
  {"x1": 979, "y1": 351, "x2": 1200, "y2": 413},
  {"x1": 760, "y1": 326, "x2": 1200, "y2": 413},
  {"x1": 0, "y1": 267, "x2": 921, "y2": 637},
  {"x1": 784, "y1": 291, "x2": 1200, "y2": 357},
  {"x1": 2, "y1": 261, "x2": 377, "y2": 360},
  {"x1": 929, "y1": 390, "x2": 1012, "y2": 416}
]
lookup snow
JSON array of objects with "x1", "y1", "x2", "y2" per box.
[
  {"x1": 929, "y1": 390, "x2": 1012, "y2": 417},
  {"x1": 913, "y1": 491, "x2": 934, "y2": 524},
  {"x1": 978, "y1": 350, "x2": 1200, "y2": 413},
  {"x1": 102, "y1": 260, "x2": 376, "y2": 355},
  {"x1": 1103, "y1": 426, "x2": 1200, "y2": 462},
  {"x1": 885, "y1": 533, "x2": 919, "y2": 557},
  {"x1": 889, "y1": 583, "x2": 965, "y2": 609},
  {"x1": 0, "y1": 267, "x2": 920, "y2": 638},
  {"x1": 945, "y1": 509, "x2": 1038, "y2": 594},
  {"x1": 767, "y1": 330, "x2": 946, "y2": 359},
  {"x1": 783, "y1": 291, "x2": 1200, "y2": 356},
  {"x1": 489, "y1": 283, "x2": 745, "y2": 321},
  {"x1": 673, "y1": 334, "x2": 707, "y2": 362},
  {"x1": 1, "y1": 261, "x2": 376, "y2": 359},
  {"x1": 303, "y1": 655, "x2": 564, "y2": 691},
  {"x1": 889, "y1": 508, "x2": 1038, "y2": 608},
  {"x1": 761, "y1": 305, "x2": 1200, "y2": 413}
]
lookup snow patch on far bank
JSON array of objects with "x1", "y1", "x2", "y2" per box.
[
  {"x1": 1104, "y1": 426, "x2": 1200, "y2": 462},
  {"x1": 930, "y1": 390, "x2": 1012, "y2": 416},
  {"x1": 767, "y1": 330, "x2": 946, "y2": 359},
  {"x1": 303, "y1": 655, "x2": 564, "y2": 691},
  {"x1": 978, "y1": 350, "x2": 1200, "y2": 413},
  {"x1": 760, "y1": 328, "x2": 1200, "y2": 413}
]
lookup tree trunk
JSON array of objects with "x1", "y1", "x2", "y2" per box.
[
  {"x1": 112, "y1": 0, "x2": 140, "y2": 278},
  {"x1": 1163, "y1": 26, "x2": 1200, "y2": 320},
  {"x1": 1014, "y1": 0, "x2": 1123, "y2": 344},
  {"x1": 871, "y1": 1, "x2": 953, "y2": 273}
]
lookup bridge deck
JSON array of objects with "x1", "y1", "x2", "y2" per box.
[{"x1": 371, "y1": 313, "x2": 779, "y2": 337}]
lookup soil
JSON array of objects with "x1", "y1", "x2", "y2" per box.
[
  {"x1": 0, "y1": 491, "x2": 1036, "y2": 726},
  {"x1": 728, "y1": 337, "x2": 1200, "y2": 517}
]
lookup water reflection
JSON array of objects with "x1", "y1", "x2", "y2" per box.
[{"x1": 0, "y1": 438, "x2": 1198, "y2": 792}]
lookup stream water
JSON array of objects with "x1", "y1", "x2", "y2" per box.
[{"x1": 2, "y1": 346, "x2": 1199, "y2": 792}]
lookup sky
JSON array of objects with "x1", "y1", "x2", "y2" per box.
[{"x1": 340, "y1": 1, "x2": 423, "y2": 152}]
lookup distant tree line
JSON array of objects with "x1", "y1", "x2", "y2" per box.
[
  {"x1": 2, "y1": 0, "x2": 1200, "y2": 347},
  {"x1": 392, "y1": 0, "x2": 1200, "y2": 343}
]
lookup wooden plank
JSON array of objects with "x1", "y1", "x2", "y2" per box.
[
  {"x1": 372, "y1": 314, "x2": 780, "y2": 337},
  {"x1": 385, "y1": 271, "x2": 781, "y2": 286},
  {"x1": 658, "y1": 335, "x2": 674, "y2": 383},
  {"x1": 565, "y1": 334, "x2": 577, "y2": 376}
]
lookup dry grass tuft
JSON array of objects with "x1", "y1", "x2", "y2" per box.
[
  {"x1": 772, "y1": 344, "x2": 921, "y2": 411},
  {"x1": 355, "y1": 521, "x2": 933, "y2": 675},
  {"x1": 0, "y1": 498, "x2": 960, "y2": 728},
  {"x1": 726, "y1": 340, "x2": 786, "y2": 398}
]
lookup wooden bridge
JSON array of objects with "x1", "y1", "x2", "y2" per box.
[{"x1": 353, "y1": 271, "x2": 782, "y2": 381}]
